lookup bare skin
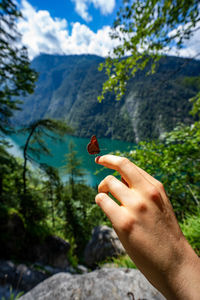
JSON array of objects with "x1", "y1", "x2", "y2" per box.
[{"x1": 95, "y1": 155, "x2": 200, "y2": 300}]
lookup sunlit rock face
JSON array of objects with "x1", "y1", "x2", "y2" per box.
[{"x1": 20, "y1": 268, "x2": 166, "y2": 300}]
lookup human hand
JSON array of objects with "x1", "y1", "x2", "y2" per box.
[{"x1": 95, "y1": 155, "x2": 200, "y2": 300}]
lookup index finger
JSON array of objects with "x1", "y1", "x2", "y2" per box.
[{"x1": 95, "y1": 155, "x2": 146, "y2": 189}]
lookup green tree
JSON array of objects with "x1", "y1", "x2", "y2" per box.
[
  {"x1": 0, "y1": 144, "x2": 23, "y2": 207},
  {"x1": 19, "y1": 119, "x2": 73, "y2": 224},
  {"x1": 63, "y1": 182, "x2": 104, "y2": 259},
  {"x1": 64, "y1": 141, "x2": 85, "y2": 198},
  {"x1": 0, "y1": 0, "x2": 37, "y2": 133},
  {"x1": 98, "y1": 0, "x2": 200, "y2": 101},
  {"x1": 63, "y1": 143, "x2": 106, "y2": 258},
  {"x1": 21, "y1": 119, "x2": 72, "y2": 195},
  {"x1": 63, "y1": 141, "x2": 85, "y2": 255},
  {"x1": 41, "y1": 163, "x2": 63, "y2": 229}
]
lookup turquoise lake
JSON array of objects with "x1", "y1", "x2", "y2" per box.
[{"x1": 9, "y1": 134, "x2": 134, "y2": 186}]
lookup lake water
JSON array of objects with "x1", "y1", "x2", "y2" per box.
[{"x1": 9, "y1": 134, "x2": 134, "y2": 186}]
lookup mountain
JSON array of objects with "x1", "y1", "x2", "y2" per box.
[{"x1": 13, "y1": 54, "x2": 200, "y2": 142}]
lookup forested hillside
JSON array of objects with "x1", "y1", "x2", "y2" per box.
[{"x1": 13, "y1": 54, "x2": 200, "y2": 142}]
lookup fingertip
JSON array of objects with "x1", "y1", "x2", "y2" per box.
[
  {"x1": 95, "y1": 192, "x2": 105, "y2": 206},
  {"x1": 95, "y1": 192, "x2": 122, "y2": 227},
  {"x1": 95, "y1": 156, "x2": 101, "y2": 163},
  {"x1": 95, "y1": 154, "x2": 117, "y2": 165}
]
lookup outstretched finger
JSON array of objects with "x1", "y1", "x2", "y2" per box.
[
  {"x1": 98, "y1": 175, "x2": 132, "y2": 207},
  {"x1": 96, "y1": 155, "x2": 148, "y2": 190},
  {"x1": 95, "y1": 192, "x2": 124, "y2": 227}
]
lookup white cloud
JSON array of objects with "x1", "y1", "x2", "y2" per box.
[
  {"x1": 71, "y1": 1, "x2": 92, "y2": 22},
  {"x1": 167, "y1": 21, "x2": 200, "y2": 59},
  {"x1": 17, "y1": 0, "x2": 200, "y2": 61},
  {"x1": 71, "y1": 0, "x2": 115, "y2": 22},
  {"x1": 17, "y1": 0, "x2": 119, "y2": 59}
]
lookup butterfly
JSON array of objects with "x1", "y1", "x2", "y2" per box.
[{"x1": 87, "y1": 135, "x2": 100, "y2": 155}]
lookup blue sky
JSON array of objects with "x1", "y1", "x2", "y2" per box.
[
  {"x1": 17, "y1": 0, "x2": 200, "y2": 60},
  {"x1": 21, "y1": 0, "x2": 122, "y2": 32},
  {"x1": 17, "y1": 0, "x2": 124, "y2": 59}
]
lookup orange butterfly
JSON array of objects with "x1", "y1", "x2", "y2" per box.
[{"x1": 87, "y1": 135, "x2": 100, "y2": 155}]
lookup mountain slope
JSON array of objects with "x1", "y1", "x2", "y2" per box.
[{"x1": 13, "y1": 54, "x2": 200, "y2": 142}]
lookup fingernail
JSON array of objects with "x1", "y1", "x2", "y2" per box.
[{"x1": 95, "y1": 156, "x2": 101, "y2": 163}]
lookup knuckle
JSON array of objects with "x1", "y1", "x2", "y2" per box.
[
  {"x1": 148, "y1": 186, "x2": 160, "y2": 201},
  {"x1": 135, "y1": 202, "x2": 147, "y2": 213},
  {"x1": 118, "y1": 157, "x2": 130, "y2": 169},
  {"x1": 105, "y1": 174, "x2": 115, "y2": 184},
  {"x1": 104, "y1": 175, "x2": 116, "y2": 188},
  {"x1": 120, "y1": 215, "x2": 135, "y2": 233},
  {"x1": 97, "y1": 182, "x2": 102, "y2": 193},
  {"x1": 98, "y1": 175, "x2": 116, "y2": 193},
  {"x1": 157, "y1": 181, "x2": 164, "y2": 191}
]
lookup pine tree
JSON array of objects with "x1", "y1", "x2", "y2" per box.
[{"x1": 0, "y1": 0, "x2": 37, "y2": 133}]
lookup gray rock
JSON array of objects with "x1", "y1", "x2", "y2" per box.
[
  {"x1": 84, "y1": 226, "x2": 126, "y2": 267},
  {"x1": 76, "y1": 265, "x2": 89, "y2": 274},
  {"x1": 0, "y1": 259, "x2": 80, "y2": 294},
  {"x1": 19, "y1": 268, "x2": 166, "y2": 300},
  {"x1": 0, "y1": 260, "x2": 48, "y2": 292},
  {"x1": 29, "y1": 235, "x2": 70, "y2": 269}
]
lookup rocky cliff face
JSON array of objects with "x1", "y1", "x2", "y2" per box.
[{"x1": 13, "y1": 54, "x2": 200, "y2": 142}]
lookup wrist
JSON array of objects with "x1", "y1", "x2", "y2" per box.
[{"x1": 163, "y1": 237, "x2": 200, "y2": 300}]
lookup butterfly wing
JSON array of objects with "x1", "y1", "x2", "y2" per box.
[{"x1": 87, "y1": 135, "x2": 100, "y2": 155}]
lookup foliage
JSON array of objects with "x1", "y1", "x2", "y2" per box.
[
  {"x1": 0, "y1": 144, "x2": 23, "y2": 207},
  {"x1": 20, "y1": 189, "x2": 47, "y2": 226},
  {"x1": 20, "y1": 119, "x2": 73, "y2": 161},
  {"x1": 20, "y1": 118, "x2": 73, "y2": 194},
  {"x1": 66, "y1": 239, "x2": 79, "y2": 268},
  {"x1": 0, "y1": 134, "x2": 106, "y2": 264},
  {"x1": 0, "y1": 0, "x2": 37, "y2": 133},
  {"x1": 18, "y1": 119, "x2": 73, "y2": 244},
  {"x1": 118, "y1": 122, "x2": 200, "y2": 219},
  {"x1": 1, "y1": 34, "x2": 104, "y2": 261},
  {"x1": 0, "y1": 143, "x2": 49, "y2": 244},
  {"x1": 180, "y1": 208, "x2": 200, "y2": 256},
  {"x1": 1, "y1": 286, "x2": 24, "y2": 300},
  {"x1": 98, "y1": 0, "x2": 200, "y2": 101},
  {"x1": 102, "y1": 254, "x2": 137, "y2": 269},
  {"x1": 112, "y1": 94, "x2": 200, "y2": 223},
  {"x1": 63, "y1": 144, "x2": 104, "y2": 257},
  {"x1": 63, "y1": 183, "x2": 105, "y2": 259},
  {"x1": 63, "y1": 141, "x2": 85, "y2": 190},
  {"x1": 41, "y1": 164, "x2": 64, "y2": 229},
  {"x1": 62, "y1": 141, "x2": 105, "y2": 257},
  {"x1": 63, "y1": 141, "x2": 85, "y2": 257}
]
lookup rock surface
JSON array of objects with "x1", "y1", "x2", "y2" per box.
[
  {"x1": 19, "y1": 268, "x2": 166, "y2": 300},
  {"x1": 84, "y1": 225, "x2": 126, "y2": 267},
  {"x1": 0, "y1": 259, "x2": 76, "y2": 295},
  {"x1": 29, "y1": 235, "x2": 70, "y2": 269},
  {"x1": 0, "y1": 260, "x2": 48, "y2": 292}
]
